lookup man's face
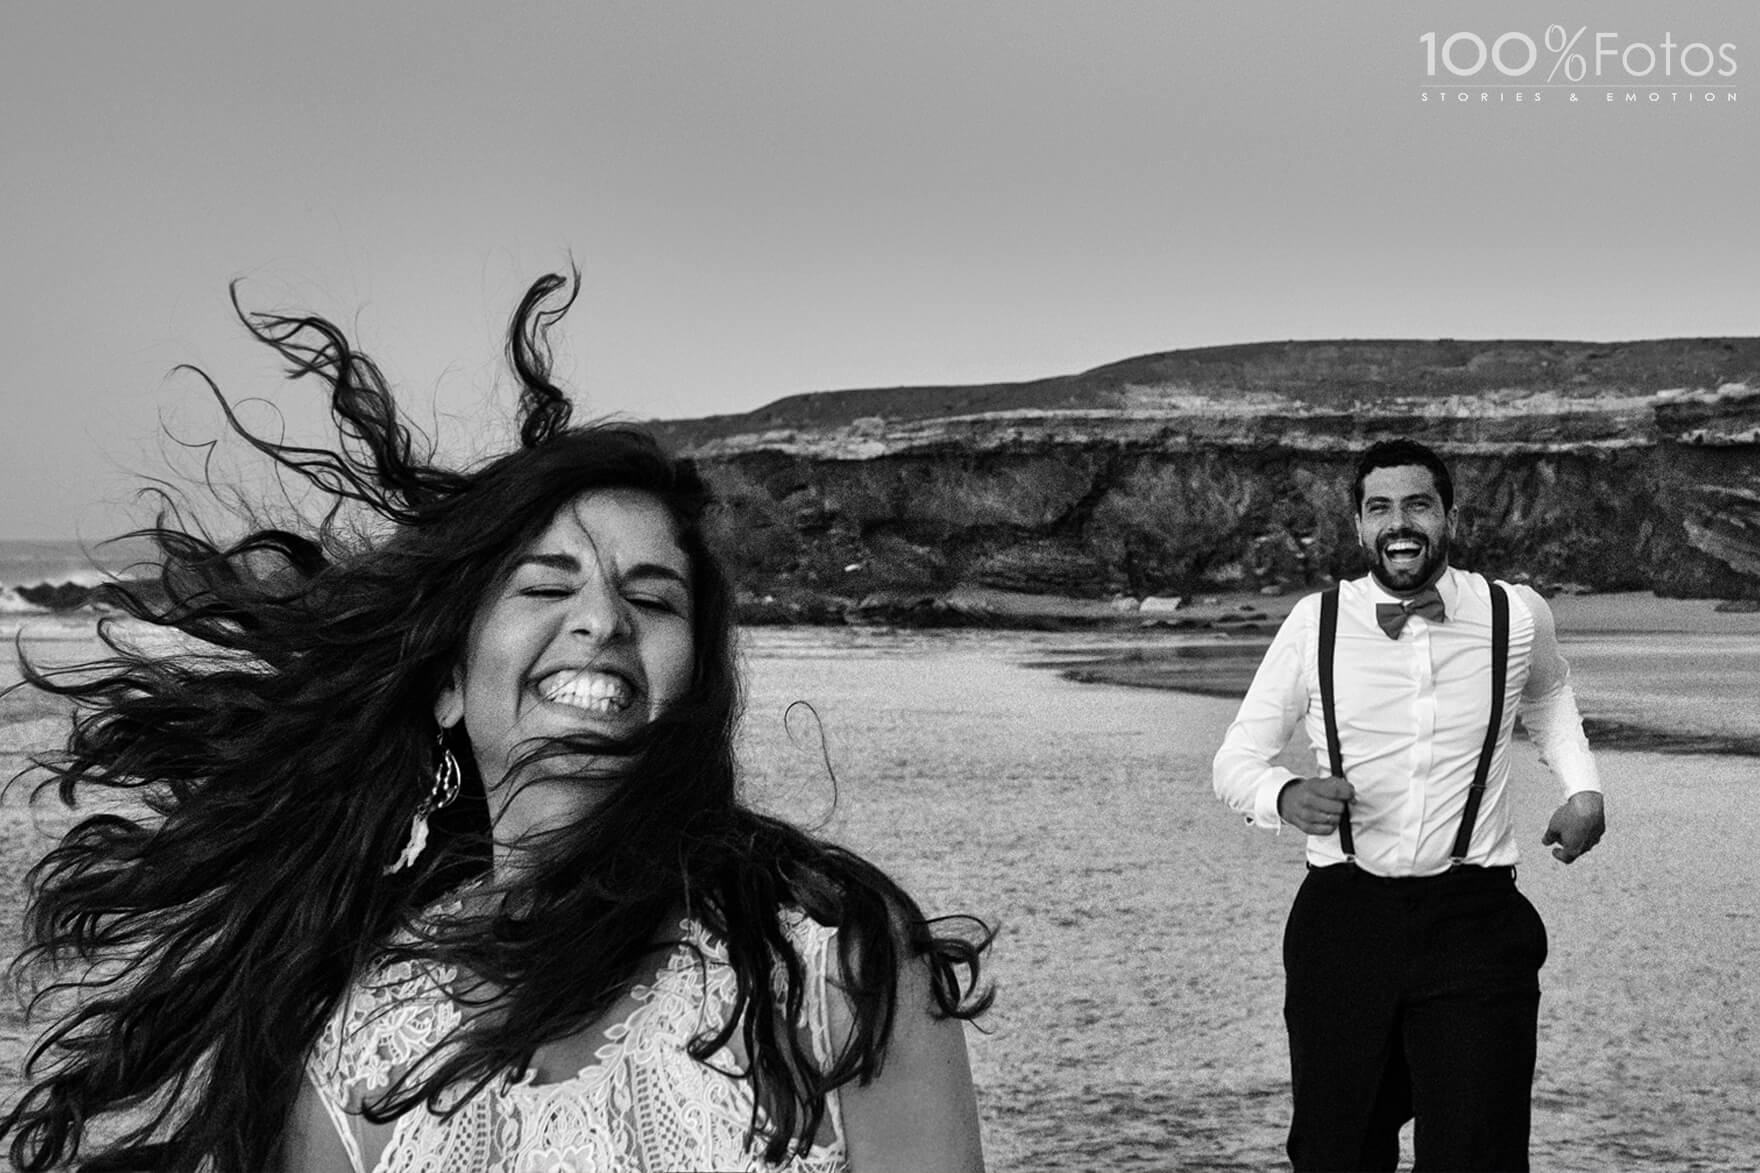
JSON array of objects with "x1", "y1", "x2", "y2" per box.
[{"x1": 1356, "y1": 464, "x2": 1454, "y2": 594}]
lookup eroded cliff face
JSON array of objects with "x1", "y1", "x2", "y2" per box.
[{"x1": 648, "y1": 340, "x2": 1760, "y2": 613}]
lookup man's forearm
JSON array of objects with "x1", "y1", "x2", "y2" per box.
[{"x1": 1520, "y1": 680, "x2": 1601, "y2": 796}]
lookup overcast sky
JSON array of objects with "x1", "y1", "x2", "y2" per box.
[{"x1": 4, "y1": 1, "x2": 1756, "y2": 540}]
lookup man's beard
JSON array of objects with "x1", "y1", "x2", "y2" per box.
[{"x1": 1364, "y1": 528, "x2": 1449, "y2": 594}]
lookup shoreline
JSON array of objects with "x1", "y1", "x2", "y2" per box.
[
  {"x1": 7, "y1": 584, "x2": 1759, "y2": 641},
  {"x1": 770, "y1": 584, "x2": 1760, "y2": 634},
  {"x1": 6, "y1": 577, "x2": 1759, "y2": 632},
  {"x1": 1021, "y1": 589, "x2": 1760, "y2": 758},
  {"x1": 747, "y1": 584, "x2": 1760, "y2": 635}
]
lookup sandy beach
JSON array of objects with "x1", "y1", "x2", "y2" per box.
[{"x1": 1, "y1": 597, "x2": 1757, "y2": 1170}]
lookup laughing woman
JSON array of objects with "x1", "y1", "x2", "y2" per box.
[{"x1": 1, "y1": 275, "x2": 992, "y2": 1173}]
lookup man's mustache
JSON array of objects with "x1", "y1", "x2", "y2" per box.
[{"x1": 1375, "y1": 530, "x2": 1430, "y2": 551}]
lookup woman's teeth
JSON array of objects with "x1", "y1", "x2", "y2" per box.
[{"x1": 539, "y1": 669, "x2": 634, "y2": 713}]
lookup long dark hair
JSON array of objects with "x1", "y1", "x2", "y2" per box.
[{"x1": 1, "y1": 273, "x2": 992, "y2": 1172}]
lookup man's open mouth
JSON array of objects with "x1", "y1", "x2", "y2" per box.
[{"x1": 1381, "y1": 537, "x2": 1426, "y2": 565}]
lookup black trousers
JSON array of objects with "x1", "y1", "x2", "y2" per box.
[{"x1": 1282, "y1": 864, "x2": 1548, "y2": 1172}]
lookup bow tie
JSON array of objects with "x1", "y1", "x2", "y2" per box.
[{"x1": 1375, "y1": 587, "x2": 1446, "y2": 639}]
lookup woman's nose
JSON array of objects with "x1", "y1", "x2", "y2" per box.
[{"x1": 568, "y1": 580, "x2": 628, "y2": 641}]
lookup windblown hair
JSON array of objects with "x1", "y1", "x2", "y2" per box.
[
  {"x1": 1351, "y1": 437, "x2": 1455, "y2": 513},
  {"x1": 1, "y1": 273, "x2": 992, "y2": 1172}
]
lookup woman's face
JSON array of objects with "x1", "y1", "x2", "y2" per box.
[{"x1": 435, "y1": 488, "x2": 697, "y2": 796}]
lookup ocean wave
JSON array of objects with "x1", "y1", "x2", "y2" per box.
[{"x1": 0, "y1": 587, "x2": 50, "y2": 615}]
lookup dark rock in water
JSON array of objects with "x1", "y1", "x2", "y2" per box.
[
  {"x1": 847, "y1": 598, "x2": 968, "y2": 628},
  {"x1": 1715, "y1": 598, "x2": 1760, "y2": 613},
  {"x1": 16, "y1": 581, "x2": 96, "y2": 611},
  {"x1": 649, "y1": 339, "x2": 1760, "y2": 618},
  {"x1": 736, "y1": 592, "x2": 848, "y2": 626},
  {"x1": 11, "y1": 576, "x2": 169, "y2": 614}
]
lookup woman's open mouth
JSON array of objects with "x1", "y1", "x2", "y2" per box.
[{"x1": 537, "y1": 668, "x2": 636, "y2": 714}]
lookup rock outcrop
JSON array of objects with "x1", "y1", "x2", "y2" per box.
[{"x1": 648, "y1": 339, "x2": 1760, "y2": 619}]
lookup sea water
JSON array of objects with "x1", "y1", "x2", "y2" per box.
[{"x1": 0, "y1": 539, "x2": 161, "y2": 588}]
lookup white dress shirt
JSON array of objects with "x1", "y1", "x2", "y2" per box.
[{"x1": 1212, "y1": 567, "x2": 1601, "y2": 876}]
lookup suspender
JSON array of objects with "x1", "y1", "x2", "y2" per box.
[
  {"x1": 1316, "y1": 578, "x2": 1509, "y2": 869},
  {"x1": 1452, "y1": 581, "x2": 1509, "y2": 865},
  {"x1": 1317, "y1": 586, "x2": 1354, "y2": 861}
]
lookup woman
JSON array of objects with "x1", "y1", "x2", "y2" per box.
[{"x1": 2, "y1": 274, "x2": 992, "y2": 1172}]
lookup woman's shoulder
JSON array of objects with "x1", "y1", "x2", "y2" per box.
[{"x1": 682, "y1": 904, "x2": 841, "y2": 982}]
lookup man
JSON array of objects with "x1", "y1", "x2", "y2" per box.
[{"x1": 1212, "y1": 438, "x2": 1606, "y2": 1172}]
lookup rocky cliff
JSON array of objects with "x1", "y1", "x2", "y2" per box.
[{"x1": 647, "y1": 339, "x2": 1760, "y2": 620}]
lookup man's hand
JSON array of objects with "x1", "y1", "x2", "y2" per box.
[
  {"x1": 1277, "y1": 776, "x2": 1356, "y2": 836},
  {"x1": 1542, "y1": 790, "x2": 1605, "y2": 863}
]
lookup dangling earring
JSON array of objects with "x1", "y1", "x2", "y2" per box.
[{"x1": 386, "y1": 730, "x2": 463, "y2": 875}]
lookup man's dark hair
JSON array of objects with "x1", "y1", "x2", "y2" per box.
[{"x1": 1352, "y1": 438, "x2": 1454, "y2": 513}]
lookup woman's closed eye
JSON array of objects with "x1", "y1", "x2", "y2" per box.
[
  {"x1": 518, "y1": 582, "x2": 576, "y2": 599},
  {"x1": 624, "y1": 583, "x2": 693, "y2": 618},
  {"x1": 618, "y1": 563, "x2": 693, "y2": 620}
]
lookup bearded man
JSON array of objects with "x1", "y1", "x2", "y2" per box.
[{"x1": 1212, "y1": 438, "x2": 1606, "y2": 1172}]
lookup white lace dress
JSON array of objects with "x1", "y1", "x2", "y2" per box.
[{"x1": 305, "y1": 911, "x2": 848, "y2": 1173}]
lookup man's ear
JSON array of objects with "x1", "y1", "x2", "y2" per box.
[
  {"x1": 434, "y1": 667, "x2": 465, "y2": 729},
  {"x1": 1446, "y1": 507, "x2": 1460, "y2": 539}
]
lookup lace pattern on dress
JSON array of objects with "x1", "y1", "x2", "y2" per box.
[{"x1": 307, "y1": 910, "x2": 847, "y2": 1173}]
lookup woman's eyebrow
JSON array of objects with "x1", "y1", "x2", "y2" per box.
[
  {"x1": 515, "y1": 552, "x2": 689, "y2": 587},
  {"x1": 513, "y1": 552, "x2": 581, "y2": 573},
  {"x1": 622, "y1": 561, "x2": 691, "y2": 588}
]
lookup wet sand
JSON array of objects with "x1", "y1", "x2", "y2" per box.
[{"x1": 732, "y1": 625, "x2": 1760, "y2": 1171}]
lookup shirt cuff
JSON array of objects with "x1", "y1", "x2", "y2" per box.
[{"x1": 1251, "y1": 775, "x2": 1298, "y2": 830}]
